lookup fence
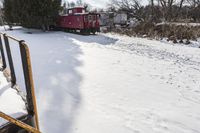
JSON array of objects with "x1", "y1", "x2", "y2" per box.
[{"x1": 0, "y1": 33, "x2": 40, "y2": 133}]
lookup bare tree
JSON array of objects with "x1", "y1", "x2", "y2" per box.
[
  {"x1": 157, "y1": 0, "x2": 177, "y2": 21},
  {"x1": 187, "y1": 0, "x2": 200, "y2": 7},
  {"x1": 110, "y1": 0, "x2": 143, "y2": 20},
  {"x1": 111, "y1": 0, "x2": 141, "y2": 12},
  {"x1": 76, "y1": 0, "x2": 83, "y2": 6}
]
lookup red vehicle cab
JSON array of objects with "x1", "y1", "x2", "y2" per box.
[{"x1": 57, "y1": 7, "x2": 100, "y2": 34}]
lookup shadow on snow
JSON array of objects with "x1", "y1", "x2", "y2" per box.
[
  {"x1": 4, "y1": 29, "x2": 83, "y2": 133},
  {"x1": 2, "y1": 28, "x2": 118, "y2": 133}
]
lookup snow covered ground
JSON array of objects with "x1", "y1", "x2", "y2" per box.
[
  {"x1": 0, "y1": 70, "x2": 27, "y2": 126},
  {"x1": 156, "y1": 22, "x2": 200, "y2": 26},
  {"x1": 0, "y1": 27, "x2": 200, "y2": 133}
]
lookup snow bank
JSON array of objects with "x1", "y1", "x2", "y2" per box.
[
  {"x1": 0, "y1": 71, "x2": 27, "y2": 126},
  {"x1": 156, "y1": 22, "x2": 200, "y2": 26}
]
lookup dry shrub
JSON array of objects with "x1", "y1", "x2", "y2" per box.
[{"x1": 112, "y1": 22, "x2": 200, "y2": 44}]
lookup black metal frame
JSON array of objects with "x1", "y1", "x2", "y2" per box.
[
  {"x1": 0, "y1": 35, "x2": 6, "y2": 70},
  {"x1": 0, "y1": 33, "x2": 39, "y2": 131},
  {"x1": 3, "y1": 34, "x2": 17, "y2": 86}
]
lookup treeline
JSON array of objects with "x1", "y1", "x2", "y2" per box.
[
  {"x1": 105, "y1": 0, "x2": 200, "y2": 43},
  {"x1": 3, "y1": 0, "x2": 61, "y2": 30},
  {"x1": 2, "y1": 0, "x2": 91, "y2": 30},
  {"x1": 109, "y1": 0, "x2": 200, "y2": 23}
]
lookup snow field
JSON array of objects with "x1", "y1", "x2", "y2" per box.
[
  {"x1": 0, "y1": 27, "x2": 200, "y2": 133},
  {"x1": 71, "y1": 35, "x2": 200, "y2": 133}
]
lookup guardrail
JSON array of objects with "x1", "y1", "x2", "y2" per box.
[{"x1": 0, "y1": 33, "x2": 40, "y2": 133}]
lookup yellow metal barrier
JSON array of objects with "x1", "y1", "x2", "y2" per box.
[
  {"x1": 0, "y1": 112, "x2": 41, "y2": 133},
  {"x1": 21, "y1": 42, "x2": 40, "y2": 130}
]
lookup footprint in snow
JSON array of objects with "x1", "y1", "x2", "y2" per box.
[{"x1": 56, "y1": 60, "x2": 62, "y2": 64}]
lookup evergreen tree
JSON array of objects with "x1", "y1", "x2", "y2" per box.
[
  {"x1": 3, "y1": 0, "x2": 14, "y2": 25},
  {"x1": 3, "y1": 0, "x2": 61, "y2": 30}
]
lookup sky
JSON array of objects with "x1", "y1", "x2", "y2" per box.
[
  {"x1": 64, "y1": 0, "x2": 110, "y2": 9},
  {"x1": 64, "y1": 0, "x2": 148, "y2": 9}
]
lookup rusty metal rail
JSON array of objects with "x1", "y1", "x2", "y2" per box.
[
  {"x1": 0, "y1": 33, "x2": 40, "y2": 132},
  {"x1": 0, "y1": 112, "x2": 41, "y2": 133}
]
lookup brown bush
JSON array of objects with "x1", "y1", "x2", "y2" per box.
[{"x1": 112, "y1": 22, "x2": 200, "y2": 44}]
